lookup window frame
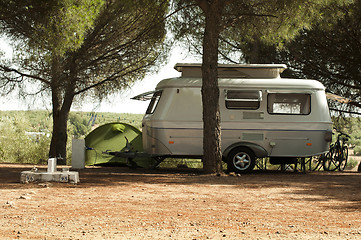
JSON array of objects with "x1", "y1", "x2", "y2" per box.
[
  {"x1": 225, "y1": 90, "x2": 262, "y2": 110},
  {"x1": 145, "y1": 90, "x2": 162, "y2": 114},
  {"x1": 267, "y1": 92, "x2": 311, "y2": 115}
]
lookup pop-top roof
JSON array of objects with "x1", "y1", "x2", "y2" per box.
[{"x1": 174, "y1": 63, "x2": 287, "y2": 78}]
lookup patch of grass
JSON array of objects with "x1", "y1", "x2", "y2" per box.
[
  {"x1": 158, "y1": 158, "x2": 203, "y2": 169},
  {"x1": 346, "y1": 157, "x2": 359, "y2": 170}
]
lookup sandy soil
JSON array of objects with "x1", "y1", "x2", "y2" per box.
[{"x1": 0, "y1": 163, "x2": 361, "y2": 240}]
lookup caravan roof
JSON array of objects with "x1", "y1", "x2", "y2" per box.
[
  {"x1": 174, "y1": 63, "x2": 287, "y2": 78},
  {"x1": 156, "y1": 77, "x2": 325, "y2": 91},
  {"x1": 152, "y1": 63, "x2": 325, "y2": 91}
]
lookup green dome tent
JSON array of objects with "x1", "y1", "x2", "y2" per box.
[{"x1": 84, "y1": 122, "x2": 154, "y2": 168}]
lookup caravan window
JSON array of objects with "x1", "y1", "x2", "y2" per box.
[
  {"x1": 146, "y1": 91, "x2": 162, "y2": 114},
  {"x1": 268, "y1": 93, "x2": 311, "y2": 115},
  {"x1": 225, "y1": 90, "x2": 262, "y2": 110}
]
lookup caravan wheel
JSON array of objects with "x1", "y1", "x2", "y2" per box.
[{"x1": 227, "y1": 147, "x2": 256, "y2": 173}]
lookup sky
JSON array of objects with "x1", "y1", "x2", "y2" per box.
[
  {"x1": 0, "y1": 38, "x2": 199, "y2": 114},
  {"x1": 76, "y1": 48, "x2": 200, "y2": 114}
]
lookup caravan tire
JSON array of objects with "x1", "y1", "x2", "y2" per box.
[{"x1": 227, "y1": 147, "x2": 256, "y2": 173}]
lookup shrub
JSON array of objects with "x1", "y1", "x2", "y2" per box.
[{"x1": 0, "y1": 115, "x2": 50, "y2": 164}]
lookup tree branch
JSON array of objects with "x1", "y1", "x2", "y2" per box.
[
  {"x1": 0, "y1": 65, "x2": 49, "y2": 84},
  {"x1": 74, "y1": 57, "x2": 152, "y2": 96}
]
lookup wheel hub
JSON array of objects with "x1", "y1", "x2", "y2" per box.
[{"x1": 234, "y1": 153, "x2": 250, "y2": 169}]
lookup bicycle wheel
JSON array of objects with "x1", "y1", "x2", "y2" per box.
[
  {"x1": 323, "y1": 148, "x2": 338, "y2": 171},
  {"x1": 338, "y1": 146, "x2": 348, "y2": 171},
  {"x1": 311, "y1": 154, "x2": 324, "y2": 171}
]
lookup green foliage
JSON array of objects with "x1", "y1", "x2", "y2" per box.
[
  {"x1": 33, "y1": 0, "x2": 104, "y2": 56},
  {"x1": 171, "y1": 0, "x2": 353, "y2": 63},
  {"x1": 346, "y1": 157, "x2": 358, "y2": 169},
  {"x1": 343, "y1": 118, "x2": 361, "y2": 155},
  {"x1": 331, "y1": 117, "x2": 361, "y2": 156},
  {"x1": 0, "y1": 113, "x2": 50, "y2": 164},
  {"x1": 353, "y1": 146, "x2": 361, "y2": 155},
  {"x1": 158, "y1": 158, "x2": 203, "y2": 169},
  {"x1": 68, "y1": 113, "x2": 91, "y2": 138},
  {"x1": 230, "y1": 0, "x2": 356, "y2": 63},
  {"x1": 242, "y1": 0, "x2": 361, "y2": 110}
]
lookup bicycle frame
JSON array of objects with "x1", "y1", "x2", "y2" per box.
[{"x1": 323, "y1": 130, "x2": 350, "y2": 171}]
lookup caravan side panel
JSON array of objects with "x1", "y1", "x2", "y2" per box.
[
  {"x1": 142, "y1": 87, "x2": 203, "y2": 156},
  {"x1": 142, "y1": 77, "x2": 332, "y2": 158}
]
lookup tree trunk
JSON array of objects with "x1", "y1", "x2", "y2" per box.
[
  {"x1": 48, "y1": 55, "x2": 76, "y2": 165},
  {"x1": 199, "y1": 0, "x2": 224, "y2": 174},
  {"x1": 49, "y1": 83, "x2": 75, "y2": 165},
  {"x1": 49, "y1": 106, "x2": 69, "y2": 165}
]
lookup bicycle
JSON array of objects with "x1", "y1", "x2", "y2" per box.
[
  {"x1": 307, "y1": 154, "x2": 327, "y2": 171},
  {"x1": 323, "y1": 130, "x2": 350, "y2": 171}
]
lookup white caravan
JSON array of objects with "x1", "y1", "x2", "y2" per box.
[{"x1": 133, "y1": 63, "x2": 333, "y2": 173}]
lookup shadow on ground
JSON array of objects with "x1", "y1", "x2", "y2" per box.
[{"x1": 1, "y1": 163, "x2": 361, "y2": 211}]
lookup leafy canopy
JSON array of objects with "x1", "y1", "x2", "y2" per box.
[
  {"x1": 0, "y1": 0, "x2": 169, "y2": 100},
  {"x1": 171, "y1": 0, "x2": 354, "y2": 62},
  {"x1": 0, "y1": 0, "x2": 104, "y2": 56},
  {"x1": 241, "y1": 0, "x2": 360, "y2": 111}
]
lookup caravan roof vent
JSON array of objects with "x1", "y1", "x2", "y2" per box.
[{"x1": 174, "y1": 63, "x2": 287, "y2": 79}]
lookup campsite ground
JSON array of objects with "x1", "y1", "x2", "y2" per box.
[{"x1": 0, "y1": 163, "x2": 361, "y2": 240}]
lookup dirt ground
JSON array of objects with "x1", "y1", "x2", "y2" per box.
[{"x1": 0, "y1": 163, "x2": 361, "y2": 240}]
